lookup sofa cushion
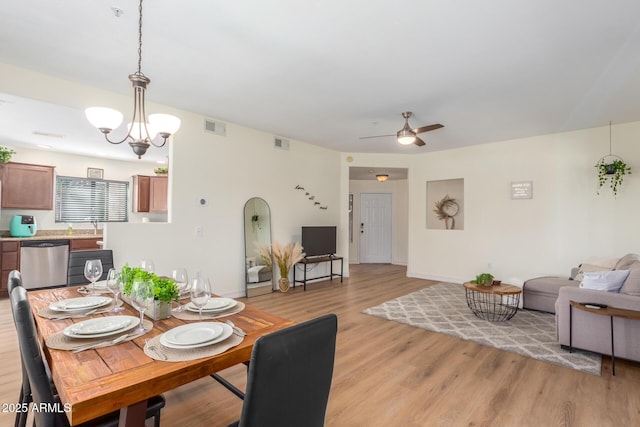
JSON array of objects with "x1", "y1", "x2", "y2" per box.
[
  {"x1": 583, "y1": 256, "x2": 619, "y2": 269},
  {"x1": 615, "y1": 253, "x2": 640, "y2": 270},
  {"x1": 573, "y1": 263, "x2": 613, "y2": 282},
  {"x1": 580, "y1": 270, "x2": 630, "y2": 292},
  {"x1": 620, "y1": 261, "x2": 640, "y2": 296}
]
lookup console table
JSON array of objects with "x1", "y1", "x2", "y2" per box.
[
  {"x1": 569, "y1": 300, "x2": 640, "y2": 376},
  {"x1": 293, "y1": 255, "x2": 343, "y2": 291}
]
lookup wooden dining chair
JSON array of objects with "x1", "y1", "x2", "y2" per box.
[
  {"x1": 225, "y1": 313, "x2": 338, "y2": 427},
  {"x1": 67, "y1": 249, "x2": 114, "y2": 286},
  {"x1": 10, "y1": 281, "x2": 166, "y2": 427}
]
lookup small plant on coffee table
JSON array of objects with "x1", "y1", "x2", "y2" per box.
[{"x1": 470, "y1": 273, "x2": 494, "y2": 286}]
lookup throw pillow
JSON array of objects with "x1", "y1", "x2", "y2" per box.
[
  {"x1": 580, "y1": 270, "x2": 630, "y2": 292},
  {"x1": 619, "y1": 261, "x2": 640, "y2": 296},
  {"x1": 573, "y1": 263, "x2": 613, "y2": 282},
  {"x1": 615, "y1": 253, "x2": 640, "y2": 270}
]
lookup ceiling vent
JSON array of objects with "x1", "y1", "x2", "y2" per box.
[
  {"x1": 274, "y1": 137, "x2": 290, "y2": 150},
  {"x1": 204, "y1": 119, "x2": 226, "y2": 136}
]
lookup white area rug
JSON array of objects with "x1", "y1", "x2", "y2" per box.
[{"x1": 363, "y1": 282, "x2": 602, "y2": 375}]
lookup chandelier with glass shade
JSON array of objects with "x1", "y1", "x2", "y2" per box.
[{"x1": 85, "y1": 0, "x2": 180, "y2": 159}]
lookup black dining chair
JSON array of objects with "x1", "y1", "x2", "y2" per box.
[
  {"x1": 8, "y1": 270, "x2": 31, "y2": 427},
  {"x1": 67, "y1": 249, "x2": 114, "y2": 286},
  {"x1": 225, "y1": 313, "x2": 338, "y2": 427},
  {"x1": 10, "y1": 281, "x2": 165, "y2": 427}
]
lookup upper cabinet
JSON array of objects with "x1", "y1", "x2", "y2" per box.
[
  {"x1": 1, "y1": 162, "x2": 55, "y2": 210},
  {"x1": 133, "y1": 175, "x2": 167, "y2": 213}
]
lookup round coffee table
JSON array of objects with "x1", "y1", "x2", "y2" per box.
[{"x1": 463, "y1": 282, "x2": 522, "y2": 321}]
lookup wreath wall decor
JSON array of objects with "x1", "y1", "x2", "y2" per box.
[{"x1": 434, "y1": 195, "x2": 459, "y2": 230}]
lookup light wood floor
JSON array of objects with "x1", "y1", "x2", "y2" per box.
[{"x1": 2, "y1": 264, "x2": 640, "y2": 427}]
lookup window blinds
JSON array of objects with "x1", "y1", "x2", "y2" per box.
[{"x1": 55, "y1": 176, "x2": 129, "y2": 223}]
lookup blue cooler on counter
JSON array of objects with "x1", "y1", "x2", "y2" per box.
[{"x1": 10, "y1": 215, "x2": 37, "y2": 237}]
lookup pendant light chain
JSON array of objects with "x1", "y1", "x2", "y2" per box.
[{"x1": 137, "y1": 0, "x2": 144, "y2": 76}]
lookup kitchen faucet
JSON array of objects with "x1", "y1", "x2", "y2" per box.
[{"x1": 91, "y1": 219, "x2": 98, "y2": 235}]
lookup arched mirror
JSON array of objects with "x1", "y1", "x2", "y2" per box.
[{"x1": 244, "y1": 197, "x2": 273, "y2": 297}]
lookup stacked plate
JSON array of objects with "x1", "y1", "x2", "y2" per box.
[
  {"x1": 49, "y1": 296, "x2": 112, "y2": 312},
  {"x1": 185, "y1": 297, "x2": 237, "y2": 314},
  {"x1": 62, "y1": 315, "x2": 139, "y2": 339},
  {"x1": 159, "y1": 322, "x2": 233, "y2": 349}
]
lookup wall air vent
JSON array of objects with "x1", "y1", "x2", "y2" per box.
[
  {"x1": 274, "y1": 137, "x2": 290, "y2": 150},
  {"x1": 204, "y1": 119, "x2": 226, "y2": 136}
]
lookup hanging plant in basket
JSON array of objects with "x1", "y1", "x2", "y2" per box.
[
  {"x1": 595, "y1": 122, "x2": 631, "y2": 197},
  {"x1": 596, "y1": 158, "x2": 631, "y2": 197}
]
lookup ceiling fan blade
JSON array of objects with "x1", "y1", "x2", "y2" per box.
[
  {"x1": 413, "y1": 123, "x2": 444, "y2": 134},
  {"x1": 359, "y1": 134, "x2": 395, "y2": 140},
  {"x1": 413, "y1": 137, "x2": 426, "y2": 147}
]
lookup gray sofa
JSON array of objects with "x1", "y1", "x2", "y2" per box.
[
  {"x1": 525, "y1": 254, "x2": 640, "y2": 362},
  {"x1": 523, "y1": 254, "x2": 640, "y2": 314}
]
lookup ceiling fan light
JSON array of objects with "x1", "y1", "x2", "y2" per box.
[
  {"x1": 397, "y1": 135, "x2": 416, "y2": 145},
  {"x1": 85, "y1": 107, "x2": 123, "y2": 132},
  {"x1": 149, "y1": 113, "x2": 181, "y2": 136},
  {"x1": 376, "y1": 174, "x2": 389, "y2": 182}
]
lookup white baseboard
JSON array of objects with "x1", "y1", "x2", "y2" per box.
[{"x1": 407, "y1": 271, "x2": 465, "y2": 284}]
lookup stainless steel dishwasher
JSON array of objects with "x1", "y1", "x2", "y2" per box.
[{"x1": 20, "y1": 240, "x2": 70, "y2": 289}]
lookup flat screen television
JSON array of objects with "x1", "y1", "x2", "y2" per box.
[{"x1": 301, "y1": 226, "x2": 337, "y2": 257}]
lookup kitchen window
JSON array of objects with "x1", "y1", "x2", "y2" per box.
[{"x1": 55, "y1": 176, "x2": 129, "y2": 223}]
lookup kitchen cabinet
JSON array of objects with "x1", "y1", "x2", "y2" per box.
[
  {"x1": 1, "y1": 162, "x2": 55, "y2": 210},
  {"x1": 0, "y1": 241, "x2": 20, "y2": 295},
  {"x1": 70, "y1": 238, "x2": 102, "y2": 251},
  {"x1": 133, "y1": 175, "x2": 167, "y2": 213}
]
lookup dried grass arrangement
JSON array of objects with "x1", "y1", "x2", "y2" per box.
[
  {"x1": 255, "y1": 243, "x2": 273, "y2": 272},
  {"x1": 272, "y1": 242, "x2": 305, "y2": 279}
]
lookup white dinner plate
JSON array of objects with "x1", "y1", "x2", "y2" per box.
[
  {"x1": 163, "y1": 322, "x2": 224, "y2": 346},
  {"x1": 49, "y1": 296, "x2": 112, "y2": 312},
  {"x1": 186, "y1": 298, "x2": 237, "y2": 313},
  {"x1": 68, "y1": 316, "x2": 132, "y2": 335},
  {"x1": 160, "y1": 323, "x2": 233, "y2": 349},
  {"x1": 63, "y1": 316, "x2": 139, "y2": 339}
]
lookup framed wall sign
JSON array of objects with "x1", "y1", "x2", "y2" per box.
[
  {"x1": 511, "y1": 181, "x2": 533, "y2": 199},
  {"x1": 87, "y1": 167, "x2": 104, "y2": 179}
]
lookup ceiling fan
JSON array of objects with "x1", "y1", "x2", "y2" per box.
[{"x1": 360, "y1": 112, "x2": 444, "y2": 146}]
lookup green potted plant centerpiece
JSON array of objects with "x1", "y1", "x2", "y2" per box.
[
  {"x1": 596, "y1": 158, "x2": 631, "y2": 197},
  {"x1": 120, "y1": 265, "x2": 179, "y2": 320}
]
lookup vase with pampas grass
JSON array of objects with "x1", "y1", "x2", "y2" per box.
[{"x1": 272, "y1": 241, "x2": 305, "y2": 292}]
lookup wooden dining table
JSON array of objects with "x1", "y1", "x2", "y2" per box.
[{"x1": 27, "y1": 286, "x2": 294, "y2": 426}]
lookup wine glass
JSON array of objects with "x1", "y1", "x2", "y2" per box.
[
  {"x1": 140, "y1": 259, "x2": 155, "y2": 273},
  {"x1": 130, "y1": 278, "x2": 154, "y2": 334},
  {"x1": 171, "y1": 268, "x2": 189, "y2": 313},
  {"x1": 106, "y1": 268, "x2": 124, "y2": 312},
  {"x1": 84, "y1": 259, "x2": 103, "y2": 296},
  {"x1": 190, "y1": 277, "x2": 211, "y2": 321}
]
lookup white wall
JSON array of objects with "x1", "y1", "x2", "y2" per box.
[
  {"x1": 5, "y1": 62, "x2": 640, "y2": 295},
  {"x1": 349, "y1": 178, "x2": 408, "y2": 265},
  {"x1": 0, "y1": 63, "x2": 342, "y2": 297},
  {"x1": 407, "y1": 122, "x2": 640, "y2": 285},
  {"x1": 0, "y1": 146, "x2": 166, "y2": 232},
  {"x1": 341, "y1": 122, "x2": 640, "y2": 287}
]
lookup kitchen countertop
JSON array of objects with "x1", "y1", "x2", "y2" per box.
[{"x1": 0, "y1": 231, "x2": 103, "y2": 241}]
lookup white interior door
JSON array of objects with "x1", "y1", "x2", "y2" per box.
[{"x1": 359, "y1": 193, "x2": 392, "y2": 263}]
